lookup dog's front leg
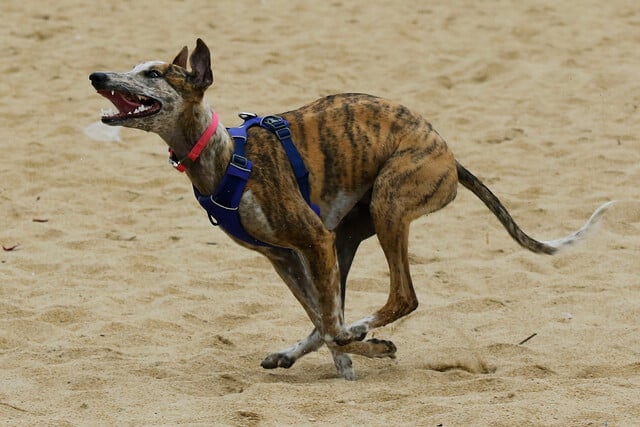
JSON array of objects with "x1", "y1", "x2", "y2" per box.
[
  {"x1": 260, "y1": 327, "x2": 355, "y2": 380},
  {"x1": 260, "y1": 328, "x2": 324, "y2": 369},
  {"x1": 264, "y1": 248, "x2": 355, "y2": 380},
  {"x1": 293, "y1": 230, "x2": 396, "y2": 369}
]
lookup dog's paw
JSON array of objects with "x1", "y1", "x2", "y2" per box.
[
  {"x1": 367, "y1": 338, "x2": 397, "y2": 359},
  {"x1": 261, "y1": 352, "x2": 296, "y2": 369},
  {"x1": 332, "y1": 330, "x2": 355, "y2": 346},
  {"x1": 333, "y1": 325, "x2": 368, "y2": 346},
  {"x1": 348, "y1": 324, "x2": 369, "y2": 341},
  {"x1": 332, "y1": 352, "x2": 356, "y2": 381}
]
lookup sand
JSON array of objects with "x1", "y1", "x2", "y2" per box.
[{"x1": 1, "y1": 1, "x2": 639, "y2": 425}]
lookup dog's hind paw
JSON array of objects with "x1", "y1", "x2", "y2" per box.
[
  {"x1": 261, "y1": 353, "x2": 296, "y2": 369},
  {"x1": 367, "y1": 338, "x2": 397, "y2": 359}
]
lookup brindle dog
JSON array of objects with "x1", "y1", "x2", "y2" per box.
[{"x1": 90, "y1": 39, "x2": 611, "y2": 380}]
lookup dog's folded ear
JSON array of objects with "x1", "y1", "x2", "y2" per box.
[
  {"x1": 188, "y1": 38, "x2": 214, "y2": 89},
  {"x1": 172, "y1": 46, "x2": 188, "y2": 69}
]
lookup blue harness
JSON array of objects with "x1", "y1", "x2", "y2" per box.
[{"x1": 193, "y1": 114, "x2": 320, "y2": 247}]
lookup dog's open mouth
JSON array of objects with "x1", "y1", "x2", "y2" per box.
[{"x1": 97, "y1": 90, "x2": 161, "y2": 123}]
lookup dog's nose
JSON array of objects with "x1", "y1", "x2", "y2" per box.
[{"x1": 89, "y1": 72, "x2": 109, "y2": 86}]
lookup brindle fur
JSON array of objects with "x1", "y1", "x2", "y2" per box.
[{"x1": 90, "y1": 39, "x2": 611, "y2": 380}]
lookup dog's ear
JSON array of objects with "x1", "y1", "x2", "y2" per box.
[
  {"x1": 189, "y1": 38, "x2": 213, "y2": 89},
  {"x1": 172, "y1": 46, "x2": 188, "y2": 69}
]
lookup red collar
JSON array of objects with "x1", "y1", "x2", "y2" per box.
[{"x1": 169, "y1": 111, "x2": 220, "y2": 172}]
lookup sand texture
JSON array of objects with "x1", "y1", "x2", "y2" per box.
[{"x1": 1, "y1": 1, "x2": 639, "y2": 425}]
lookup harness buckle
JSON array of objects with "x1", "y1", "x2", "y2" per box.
[
  {"x1": 231, "y1": 154, "x2": 249, "y2": 168},
  {"x1": 261, "y1": 115, "x2": 287, "y2": 130},
  {"x1": 261, "y1": 115, "x2": 292, "y2": 141}
]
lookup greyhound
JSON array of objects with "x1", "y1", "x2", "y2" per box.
[{"x1": 90, "y1": 39, "x2": 611, "y2": 380}]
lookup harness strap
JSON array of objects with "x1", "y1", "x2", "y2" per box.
[
  {"x1": 194, "y1": 113, "x2": 319, "y2": 247},
  {"x1": 193, "y1": 155, "x2": 270, "y2": 247},
  {"x1": 260, "y1": 115, "x2": 320, "y2": 216}
]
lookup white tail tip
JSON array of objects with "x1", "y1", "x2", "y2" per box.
[{"x1": 542, "y1": 201, "x2": 614, "y2": 251}]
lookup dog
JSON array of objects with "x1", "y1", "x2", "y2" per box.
[{"x1": 90, "y1": 39, "x2": 611, "y2": 380}]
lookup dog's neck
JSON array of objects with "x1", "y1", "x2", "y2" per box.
[{"x1": 161, "y1": 103, "x2": 233, "y2": 195}]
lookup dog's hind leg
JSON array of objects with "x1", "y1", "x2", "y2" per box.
[
  {"x1": 334, "y1": 198, "x2": 376, "y2": 314},
  {"x1": 347, "y1": 137, "x2": 458, "y2": 336}
]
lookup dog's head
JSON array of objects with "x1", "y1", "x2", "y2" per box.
[{"x1": 89, "y1": 39, "x2": 213, "y2": 132}]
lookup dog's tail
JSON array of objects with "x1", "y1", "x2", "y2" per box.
[{"x1": 456, "y1": 161, "x2": 613, "y2": 254}]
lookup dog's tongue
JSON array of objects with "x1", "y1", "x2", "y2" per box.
[{"x1": 98, "y1": 90, "x2": 140, "y2": 114}]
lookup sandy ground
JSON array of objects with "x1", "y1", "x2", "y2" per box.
[{"x1": 1, "y1": 1, "x2": 639, "y2": 425}]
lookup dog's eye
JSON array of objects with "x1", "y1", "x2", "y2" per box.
[{"x1": 146, "y1": 69, "x2": 163, "y2": 78}]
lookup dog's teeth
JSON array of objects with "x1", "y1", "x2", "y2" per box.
[
  {"x1": 101, "y1": 107, "x2": 118, "y2": 117},
  {"x1": 132, "y1": 104, "x2": 151, "y2": 115},
  {"x1": 111, "y1": 90, "x2": 115, "y2": 96}
]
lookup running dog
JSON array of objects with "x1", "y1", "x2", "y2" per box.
[{"x1": 89, "y1": 39, "x2": 611, "y2": 380}]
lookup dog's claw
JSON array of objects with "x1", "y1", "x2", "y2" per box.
[{"x1": 261, "y1": 353, "x2": 296, "y2": 369}]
